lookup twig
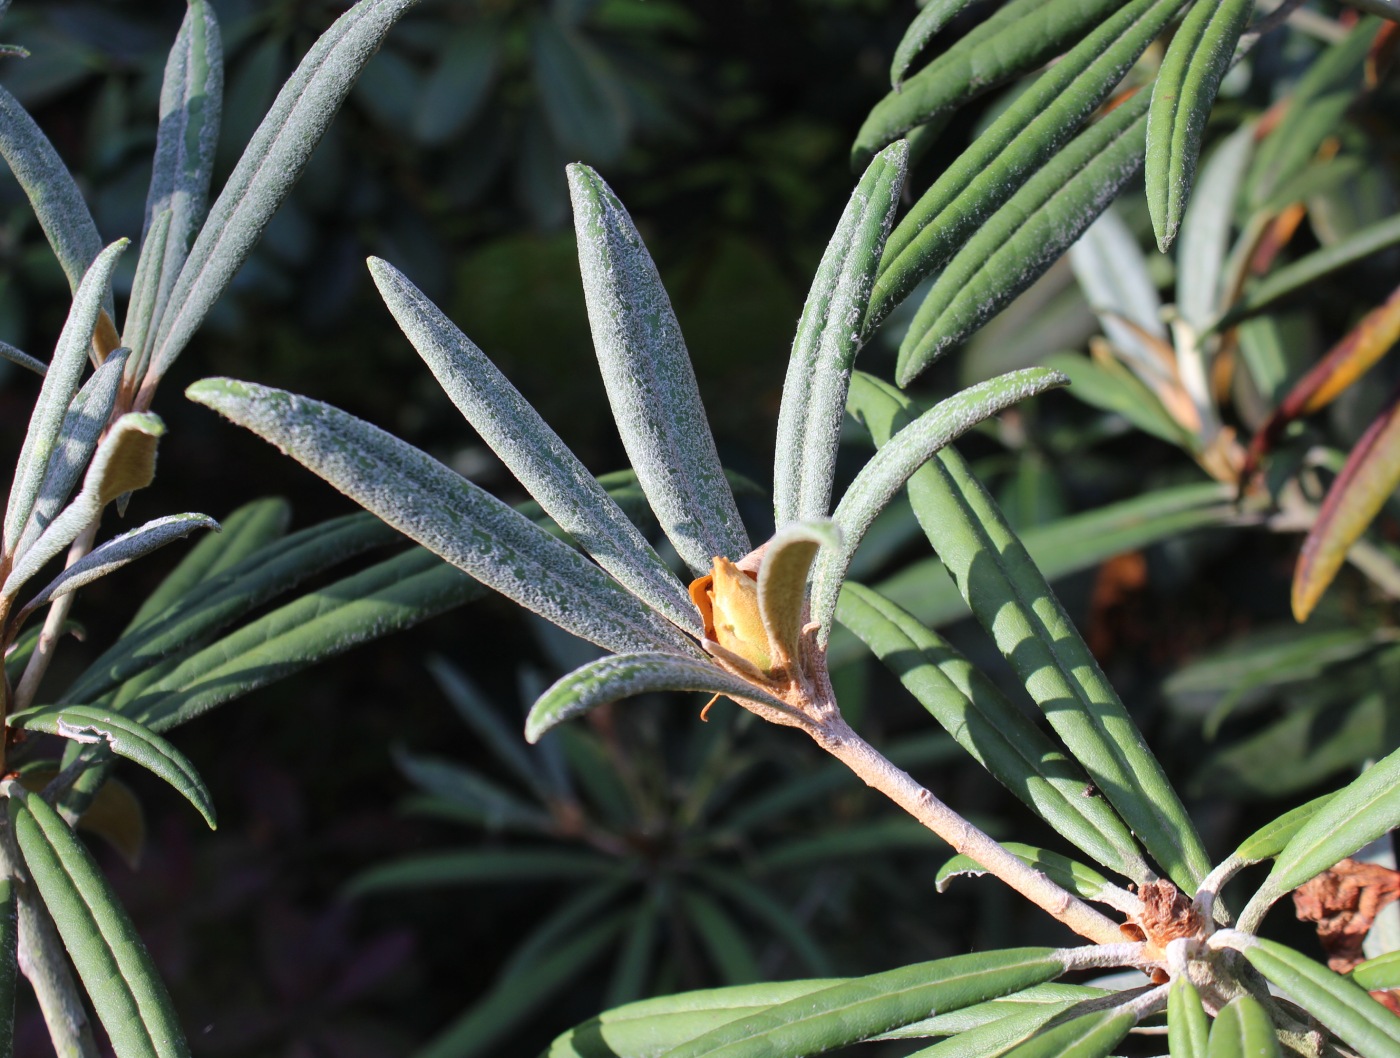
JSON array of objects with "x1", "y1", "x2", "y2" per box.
[
  {"x1": 14, "y1": 520, "x2": 102, "y2": 713},
  {"x1": 808, "y1": 715, "x2": 1127, "y2": 947}
]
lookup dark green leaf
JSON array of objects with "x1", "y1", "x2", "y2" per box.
[
  {"x1": 1206, "y1": 995, "x2": 1280, "y2": 1058},
  {"x1": 8, "y1": 707, "x2": 215, "y2": 828},
  {"x1": 8, "y1": 785, "x2": 190, "y2": 1058},
  {"x1": 1146, "y1": 0, "x2": 1252, "y2": 249},
  {"x1": 543, "y1": 980, "x2": 845, "y2": 1058},
  {"x1": 854, "y1": 0, "x2": 1127, "y2": 162},
  {"x1": 844, "y1": 371, "x2": 1211, "y2": 890},
  {"x1": 774, "y1": 141, "x2": 906, "y2": 525},
  {"x1": 663, "y1": 948, "x2": 1066, "y2": 1058},
  {"x1": 895, "y1": 91, "x2": 1149, "y2": 384},
  {"x1": 937, "y1": 843, "x2": 1115, "y2": 903},
  {"x1": 1231, "y1": 935, "x2": 1400, "y2": 1058},
  {"x1": 70, "y1": 511, "x2": 393, "y2": 708},
  {"x1": 1168, "y1": 977, "x2": 1208, "y2": 1058},
  {"x1": 870, "y1": 0, "x2": 1182, "y2": 330},
  {"x1": 1245, "y1": 18, "x2": 1381, "y2": 209},
  {"x1": 839, "y1": 582, "x2": 1149, "y2": 884},
  {"x1": 345, "y1": 849, "x2": 619, "y2": 897},
  {"x1": 119, "y1": 547, "x2": 483, "y2": 732}
]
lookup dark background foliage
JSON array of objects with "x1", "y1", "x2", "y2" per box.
[{"x1": 1, "y1": 2, "x2": 1396, "y2": 1056}]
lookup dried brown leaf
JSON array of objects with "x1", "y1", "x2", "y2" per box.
[{"x1": 1293, "y1": 856, "x2": 1400, "y2": 972}]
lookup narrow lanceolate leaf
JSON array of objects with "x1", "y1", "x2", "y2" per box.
[
  {"x1": 19, "y1": 514, "x2": 218, "y2": 617},
  {"x1": 7, "y1": 784, "x2": 191, "y2": 1058},
  {"x1": 891, "y1": 1002, "x2": 1080, "y2": 1057},
  {"x1": 853, "y1": 0, "x2": 1127, "y2": 162},
  {"x1": 367, "y1": 256, "x2": 699, "y2": 634},
  {"x1": 8, "y1": 707, "x2": 215, "y2": 828},
  {"x1": 1244, "y1": 284, "x2": 1400, "y2": 483},
  {"x1": 16, "y1": 348, "x2": 129, "y2": 557},
  {"x1": 1242, "y1": 747, "x2": 1400, "y2": 929},
  {"x1": 530, "y1": 18, "x2": 629, "y2": 166},
  {"x1": 845, "y1": 371, "x2": 1212, "y2": 891},
  {"x1": 694, "y1": 867, "x2": 836, "y2": 977},
  {"x1": 1207, "y1": 996, "x2": 1279, "y2": 1058},
  {"x1": 1045, "y1": 351, "x2": 1190, "y2": 446},
  {"x1": 346, "y1": 849, "x2": 619, "y2": 897},
  {"x1": 1230, "y1": 793, "x2": 1336, "y2": 866},
  {"x1": 1176, "y1": 123, "x2": 1254, "y2": 332},
  {"x1": 67, "y1": 512, "x2": 395, "y2": 710},
  {"x1": 757, "y1": 520, "x2": 840, "y2": 671},
  {"x1": 683, "y1": 888, "x2": 761, "y2": 984},
  {"x1": 0, "y1": 85, "x2": 104, "y2": 297},
  {"x1": 136, "y1": 0, "x2": 222, "y2": 363},
  {"x1": 147, "y1": 0, "x2": 420, "y2": 388},
  {"x1": 830, "y1": 476, "x2": 1232, "y2": 665},
  {"x1": 889, "y1": 0, "x2": 988, "y2": 88},
  {"x1": 427, "y1": 658, "x2": 553, "y2": 802},
  {"x1": 1068, "y1": 207, "x2": 1172, "y2": 394},
  {"x1": 524, "y1": 652, "x2": 798, "y2": 744},
  {"x1": 185, "y1": 378, "x2": 697, "y2": 657},
  {"x1": 1169, "y1": 977, "x2": 1208, "y2": 1058},
  {"x1": 1245, "y1": 18, "x2": 1380, "y2": 209},
  {"x1": 1146, "y1": 0, "x2": 1253, "y2": 251},
  {"x1": 1219, "y1": 213, "x2": 1400, "y2": 329},
  {"x1": 773, "y1": 141, "x2": 906, "y2": 525},
  {"x1": 0, "y1": 879, "x2": 12, "y2": 1058},
  {"x1": 811, "y1": 367, "x2": 1067, "y2": 639},
  {"x1": 119, "y1": 497, "x2": 291, "y2": 635},
  {"x1": 567, "y1": 164, "x2": 749, "y2": 575},
  {"x1": 4, "y1": 240, "x2": 129, "y2": 557},
  {"x1": 999, "y1": 1006, "x2": 1136, "y2": 1058},
  {"x1": 937, "y1": 844, "x2": 1114, "y2": 903},
  {"x1": 123, "y1": 209, "x2": 172, "y2": 383},
  {"x1": 1223, "y1": 935, "x2": 1400, "y2": 1058},
  {"x1": 1293, "y1": 383, "x2": 1400, "y2": 621},
  {"x1": 544, "y1": 981, "x2": 846, "y2": 1058},
  {"x1": 118, "y1": 547, "x2": 483, "y2": 732},
  {"x1": 663, "y1": 948, "x2": 1066, "y2": 1058},
  {"x1": 3, "y1": 413, "x2": 165, "y2": 603},
  {"x1": 1353, "y1": 951, "x2": 1400, "y2": 991},
  {"x1": 839, "y1": 583, "x2": 1150, "y2": 884},
  {"x1": 869, "y1": 0, "x2": 1184, "y2": 332},
  {"x1": 394, "y1": 749, "x2": 553, "y2": 833},
  {"x1": 1289, "y1": 286, "x2": 1400, "y2": 417},
  {"x1": 896, "y1": 91, "x2": 1150, "y2": 385}
]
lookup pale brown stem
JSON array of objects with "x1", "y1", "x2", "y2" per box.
[
  {"x1": 808, "y1": 714, "x2": 1126, "y2": 947},
  {"x1": 13, "y1": 520, "x2": 101, "y2": 713}
]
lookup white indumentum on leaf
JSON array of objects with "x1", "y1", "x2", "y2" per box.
[
  {"x1": 567, "y1": 163, "x2": 750, "y2": 576},
  {"x1": 185, "y1": 378, "x2": 700, "y2": 659},
  {"x1": 368, "y1": 257, "x2": 701, "y2": 636}
]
